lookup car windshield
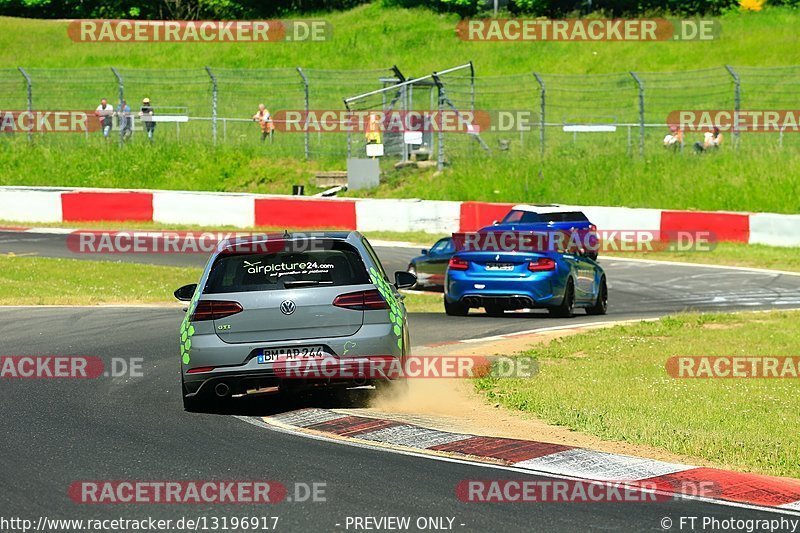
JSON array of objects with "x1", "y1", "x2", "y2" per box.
[{"x1": 204, "y1": 240, "x2": 369, "y2": 294}]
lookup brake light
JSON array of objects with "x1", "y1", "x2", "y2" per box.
[
  {"x1": 187, "y1": 366, "x2": 215, "y2": 374},
  {"x1": 333, "y1": 289, "x2": 388, "y2": 310},
  {"x1": 448, "y1": 257, "x2": 469, "y2": 271},
  {"x1": 589, "y1": 224, "x2": 597, "y2": 232},
  {"x1": 528, "y1": 258, "x2": 556, "y2": 271},
  {"x1": 190, "y1": 300, "x2": 243, "y2": 321}
]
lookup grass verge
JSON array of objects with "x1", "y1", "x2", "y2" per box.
[
  {"x1": 475, "y1": 310, "x2": 800, "y2": 478},
  {"x1": 0, "y1": 255, "x2": 442, "y2": 311},
  {"x1": 604, "y1": 242, "x2": 800, "y2": 274},
  {"x1": 0, "y1": 220, "x2": 445, "y2": 247}
]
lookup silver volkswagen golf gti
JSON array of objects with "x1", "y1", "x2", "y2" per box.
[{"x1": 174, "y1": 231, "x2": 416, "y2": 411}]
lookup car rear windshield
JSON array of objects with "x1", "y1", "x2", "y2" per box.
[
  {"x1": 204, "y1": 240, "x2": 370, "y2": 294},
  {"x1": 502, "y1": 210, "x2": 589, "y2": 224}
]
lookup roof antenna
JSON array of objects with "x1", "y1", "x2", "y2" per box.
[{"x1": 283, "y1": 229, "x2": 291, "y2": 239}]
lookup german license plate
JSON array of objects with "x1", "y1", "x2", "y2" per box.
[
  {"x1": 485, "y1": 263, "x2": 514, "y2": 271},
  {"x1": 257, "y1": 346, "x2": 326, "y2": 363}
]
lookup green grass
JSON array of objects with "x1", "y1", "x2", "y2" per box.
[
  {"x1": 475, "y1": 310, "x2": 800, "y2": 478},
  {"x1": 1, "y1": 5, "x2": 797, "y2": 72},
  {"x1": 1, "y1": 6, "x2": 800, "y2": 213},
  {"x1": 605, "y1": 242, "x2": 800, "y2": 273},
  {"x1": 0, "y1": 254, "x2": 442, "y2": 311},
  {"x1": 0, "y1": 219, "x2": 447, "y2": 246},
  {"x1": 0, "y1": 255, "x2": 200, "y2": 305}
]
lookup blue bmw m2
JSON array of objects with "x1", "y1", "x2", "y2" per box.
[{"x1": 443, "y1": 248, "x2": 607, "y2": 318}]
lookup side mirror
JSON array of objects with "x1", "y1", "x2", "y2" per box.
[
  {"x1": 492, "y1": 220, "x2": 499, "y2": 225},
  {"x1": 394, "y1": 271, "x2": 417, "y2": 289},
  {"x1": 421, "y1": 248, "x2": 428, "y2": 255},
  {"x1": 174, "y1": 283, "x2": 197, "y2": 302}
]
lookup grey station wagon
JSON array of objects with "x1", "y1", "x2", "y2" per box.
[{"x1": 174, "y1": 231, "x2": 416, "y2": 411}]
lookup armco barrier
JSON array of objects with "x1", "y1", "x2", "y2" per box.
[
  {"x1": 661, "y1": 210, "x2": 750, "y2": 243},
  {"x1": 255, "y1": 197, "x2": 356, "y2": 229},
  {"x1": 459, "y1": 201, "x2": 514, "y2": 232},
  {"x1": 62, "y1": 191, "x2": 153, "y2": 222},
  {"x1": 0, "y1": 186, "x2": 797, "y2": 247}
]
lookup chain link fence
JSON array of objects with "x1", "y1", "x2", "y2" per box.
[{"x1": 3, "y1": 64, "x2": 800, "y2": 160}]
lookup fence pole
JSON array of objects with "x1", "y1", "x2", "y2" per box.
[
  {"x1": 468, "y1": 60, "x2": 475, "y2": 113},
  {"x1": 296, "y1": 67, "x2": 310, "y2": 159},
  {"x1": 111, "y1": 67, "x2": 125, "y2": 146},
  {"x1": 431, "y1": 74, "x2": 445, "y2": 171},
  {"x1": 18, "y1": 67, "x2": 32, "y2": 143},
  {"x1": 204, "y1": 66, "x2": 218, "y2": 145},
  {"x1": 630, "y1": 71, "x2": 645, "y2": 156},
  {"x1": 533, "y1": 72, "x2": 545, "y2": 157},
  {"x1": 725, "y1": 65, "x2": 740, "y2": 148},
  {"x1": 343, "y1": 99, "x2": 351, "y2": 159}
]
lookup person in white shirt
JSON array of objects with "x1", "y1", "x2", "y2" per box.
[{"x1": 95, "y1": 98, "x2": 114, "y2": 138}]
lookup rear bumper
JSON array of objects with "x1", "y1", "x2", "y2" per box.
[
  {"x1": 182, "y1": 323, "x2": 403, "y2": 396},
  {"x1": 183, "y1": 359, "x2": 396, "y2": 397},
  {"x1": 446, "y1": 274, "x2": 559, "y2": 309}
]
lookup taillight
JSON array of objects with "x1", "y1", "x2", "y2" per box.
[
  {"x1": 448, "y1": 257, "x2": 469, "y2": 271},
  {"x1": 333, "y1": 289, "x2": 388, "y2": 310},
  {"x1": 589, "y1": 224, "x2": 597, "y2": 232},
  {"x1": 528, "y1": 258, "x2": 556, "y2": 271},
  {"x1": 190, "y1": 300, "x2": 243, "y2": 321},
  {"x1": 187, "y1": 366, "x2": 215, "y2": 374}
]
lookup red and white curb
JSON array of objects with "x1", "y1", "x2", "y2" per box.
[
  {"x1": 264, "y1": 408, "x2": 800, "y2": 512},
  {"x1": 2, "y1": 185, "x2": 800, "y2": 247}
]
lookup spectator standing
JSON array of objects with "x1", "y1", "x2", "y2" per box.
[
  {"x1": 95, "y1": 98, "x2": 114, "y2": 139},
  {"x1": 252, "y1": 104, "x2": 274, "y2": 142},
  {"x1": 139, "y1": 98, "x2": 156, "y2": 142}
]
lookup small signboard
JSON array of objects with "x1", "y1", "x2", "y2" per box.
[{"x1": 366, "y1": 143, "x2": 384, "y2": 157}]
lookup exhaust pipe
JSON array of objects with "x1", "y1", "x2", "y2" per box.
[
  {"x1": 353, "y1": 374, "x2": 368, "y2": 387},
  {"x1": 214, "y1": 382, "x2": 230, "y2": 397}
]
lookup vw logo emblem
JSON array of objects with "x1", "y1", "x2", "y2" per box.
[{"x1": 279, "y1": 300, "x2": 296, "y2": 315}]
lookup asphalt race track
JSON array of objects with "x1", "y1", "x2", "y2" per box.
[{"x1": 2, "y1": 230, "x2": 800, "y2": 530}]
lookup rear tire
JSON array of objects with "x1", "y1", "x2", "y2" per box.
[
  {"x1": 484, "y1": 305, "x2": 505, "y2": 317},
  {"x1": 585, "y1": 276, "x2": 608, "y2": 315},
  {"x1": 444, "y1": 297, "x2": 469, "y2": 316},
  {"x1": 549, "y1": 278, "x2": 575, "y2": 318}
]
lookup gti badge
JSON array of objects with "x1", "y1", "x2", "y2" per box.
[{"x1": 280, "y1": 300, "x2": 296, "y2": 315}]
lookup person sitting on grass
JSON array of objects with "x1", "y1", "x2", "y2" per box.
[
  {"x1": 663, "y1": 124, "x2": 683, "y2": 151},
  {"x1": 694, "y1": 126, "x2": 723, "y2": 153}
]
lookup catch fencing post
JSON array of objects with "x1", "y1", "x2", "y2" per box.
[
  {"x1": 630, "y1": 71, "x2": 645, "y2": 156},
  {"x1": 18, "y1": 67, "x2": 32, "y2": 143},
  {"x1": 533, "y1": 72, "x2": 545, "y2": 156},
  {"x1": 725, "y1": 65, "x2": 740, "y2": 148},
  {"x1": 205, "y1": 66, "x2": 218, "y2": 145},
  {"x1": 297, "y1": 67, "x2": 310, "y2": 159},
  {"x1": 432, "y1": 73, "x2": 445, "y2": 171},
  {"x1": 111, "y1": 67, "x2": 124, "y2": 146}
]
